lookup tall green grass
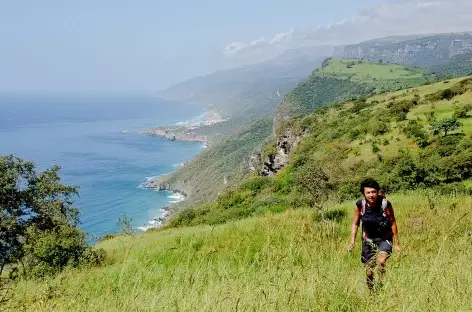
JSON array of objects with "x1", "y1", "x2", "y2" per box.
[{"x1": 5, "y1": 192, "x2": 472, "y2": 311}]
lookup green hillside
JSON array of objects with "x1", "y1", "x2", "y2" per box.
[
  {"x1": 159, "y1": 59, "x2": 432, "y2": 208},
  {"x1": 156, "y1": 118, "x2": 273, "y2": 207},
  {"x1": 276, "y1": 58, "x2": 430, "y2": 125},
  {"x1": 6, "y1": 76, "x2": 472, "y2": 312},
  {"x1": 6, "y1": 193, "x2": 471, "y2": 311},
  {"x1": 427, "y1": 52, "x2": 472, "y2": 79},
  {"x1": 170, "y1": 76, "x2": 472, "y2": 227}
]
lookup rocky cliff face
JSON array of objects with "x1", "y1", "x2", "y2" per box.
[
  {"x1": 260, "y1": 129, "x2": 309, "y2": 176},
  {"x1": 343, "y1": 33, "x2": 472, "y2": 66}
]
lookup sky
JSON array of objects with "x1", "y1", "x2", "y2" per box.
[{"x1": 0, "y1": 0, "x2": 471, "y2": 92}]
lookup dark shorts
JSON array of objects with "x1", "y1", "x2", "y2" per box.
[{"x1": 361, "y1": 238, "x2": 393, "y2": 265}]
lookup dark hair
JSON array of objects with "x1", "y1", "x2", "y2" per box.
[{"x1": 360, "y1": 178, "x2": 380, "y2": 194}]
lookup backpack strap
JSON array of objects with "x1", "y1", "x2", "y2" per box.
[
  {"x1": 381, "y1": 197, "x2": 388, "y2": 216},
  {"x1": 360, "y1": 197, "x2": 387, "y2": 215},
  {"x1": 360, "y1": 198, "x2": 366, "y2": 216}
]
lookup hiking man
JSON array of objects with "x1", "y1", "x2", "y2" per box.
[{"x1": 348, "y1": 178, "x2": 400, "y2": 290}]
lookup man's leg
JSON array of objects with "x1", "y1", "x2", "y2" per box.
[
  {"x1": 376, "y1": 252, "x2": 389, "y2": 286},
  {"x1": 361, "y1": 240, "x2": 376, "y2": 290},
  {"x1": 375, "y1": 240, "x2": 393, "y2": 288},
  {"x1": 365, "y1": 262, "x2": 375, "y2": 290}
]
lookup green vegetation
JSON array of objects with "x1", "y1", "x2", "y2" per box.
[
  {"x1": 277, "y1": 59, "x2": 430, "y2": 124},
  {"x1": 171, "y1": 76, "x2": 472, "y2": 227},
  {"x1": 159, "y1": 118, "x2": 273, "y2": 207},
  {"x1": 0, "y1": 155, "x2": 105, "y2": 300},
  {"x1": 161, "y1": 59, "x2": 440, "y2": 209},
  {"x1": 6, "y1": 193, "x2": 472, "y2": 311},
  {"x1": 6, "y1": 64, "x2": 472, "y2": 311},
  {"x1": 427, "y1": 52, "x2": 472, "y2": 79}
]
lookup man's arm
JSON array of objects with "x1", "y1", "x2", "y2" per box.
[
  {"x1": 386, "y1": 205, "x2": 401, "y2": 251},
  {"x1": 348, "y1": 206, "x2": 360, "y2": 251}
]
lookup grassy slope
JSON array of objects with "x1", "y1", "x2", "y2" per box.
[
  {"x1": 7, "y1": 192, "x2": 472, "y2": 311},
  {"x1": 285, "y1": 75, "x2": 472, "y2": 174},
  {"x1": 164, "y1": 59, "x2": 432, "y2": 208},
  {"x1": 276, "y1": 59, "x2": 429, "y2": 123},
  {"x1": 168, "y1": 76, "x2": 472, "y2": 228},
  {"x1": 159, "y1": 118, "x2": 273, "y2": 207}
]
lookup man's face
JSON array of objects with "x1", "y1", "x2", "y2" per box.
[{"x1": 363, "y1": 187, "x2": 378, "y2": 204}]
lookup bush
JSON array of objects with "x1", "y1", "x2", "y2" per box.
[
  {"x1": 403, "y1": 120, "x2": 429, "y2": 147},
  {"x1": 370, "y1": 121, "x2": 389, "y2": 136},
  {"x1": 372, "y1": 142, "x2": 380, "y2": 153},
  {"x1": 348, "y1": 129, "x2": 362, "y2": 140},
  {"x1": 23, "y1": 225, "x2": 103, "y2": 277},
  {"x1": 452, "y1": 104, "x2": 472, "y2": 119}
]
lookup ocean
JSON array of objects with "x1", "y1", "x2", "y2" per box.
[{"x1": 0, "y1": 93, "x2": 204, "y2": 239}]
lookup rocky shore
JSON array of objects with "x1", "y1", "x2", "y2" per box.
[
  {"x1": 138, "y1": 127, "x2": 208, "y2": 143},
  {"x1": 126, "y1": 110, "x2": 226, "y2": 231},
  {"x1": 138, "y1": 179, "x2": 188, "y2": 230}
]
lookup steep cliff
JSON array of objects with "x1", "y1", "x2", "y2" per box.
[
  {"x1": 260, "y1": 128, "x2": 308, "y2": 176},
  {"x1": 343, "y1": 33, "x2": 472, "y2": 67}
]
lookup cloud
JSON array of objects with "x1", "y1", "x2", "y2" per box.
[
  {"x1": 269, "y1": 29, "x2": 295, "y2": 44},
  {"x1": 223, "y1": 0, "x2": 472, "y2": 62},
  {"x1": 250, "y1": 37, "x2": 265, "y2": 46},
  {"x1": 223, "y1": 42, "x2": 247, "y2": 54}
]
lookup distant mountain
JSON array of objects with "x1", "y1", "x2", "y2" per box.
[
  {"x1": 342, "y1": 32, "x2": 472, "y2": 67},
  {"x1": 158, "y1": 46, "x2": 334, "y2": 118}
]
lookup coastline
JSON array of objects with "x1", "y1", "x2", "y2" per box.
[
  {"x1": 132, "y1": 109, "x2": 226, "y2": 232},
  {"x1": 137, "y1": 179, "x2": 188, "y2": 231},
  {"x1": 122, "y1": 109, "x2": 228, "y2": 145}
]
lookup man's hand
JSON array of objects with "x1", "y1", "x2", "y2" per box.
[
  {"x1": 348, "y1": 240, "x2": 355, "y2": 252},
  {"x1": 394, "y1": 242, "x2": 401, "y2": 253}
]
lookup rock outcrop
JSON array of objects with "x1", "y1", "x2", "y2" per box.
[
  {"x1": 343, "y1": 33, "x2": 472, "y2": 66},
  {"x1": 138, "y1": 127, "x2": 208, "y2": 143},
  {"x1": 260, "y1": 129, "x2": 309, "y2": 176}
]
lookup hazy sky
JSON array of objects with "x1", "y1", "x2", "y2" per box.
[{"x1": 1, "y1": 0, "x2": 471, "y2": 92}]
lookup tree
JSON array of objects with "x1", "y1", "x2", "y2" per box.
[
  {"x1": 431, "y1": 118, "x2": 462, "y2": 137},
  {"x1": 0, "y1": 155, "x2": 102, "y2": 280},
  {"x1": 293, "y1": 162, "x2": 332, "y2": 214}
]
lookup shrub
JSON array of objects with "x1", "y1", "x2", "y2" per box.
[
  {"x1": 372, "y1": 142, "x2": 380, "y2": 153},
  {"x1": 403, "y1": 120, "x2": 429, "y2": 148},
  {"x1": 452, "y1": 104, "x2": 472, "y2": 119},
  {"x1": 370, "y1": 121, "x2": 389, "y2": 136},
  {"x1": 347, "y1": 129, "x2": 362, "y2": 140},
  {"x1": 23, "y1": 225, "x2": 100, "y2": 277}
]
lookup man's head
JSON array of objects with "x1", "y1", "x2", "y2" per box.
[{"x1": 360, "y1": 178, "x2": 380, "y2": 204}]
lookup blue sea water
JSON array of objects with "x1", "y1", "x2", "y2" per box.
[{"x1": 0, "y1": 93, "x2": 204, "y2": 239}]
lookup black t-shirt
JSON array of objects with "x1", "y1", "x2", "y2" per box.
[{"x1": 356, "y1": 197, "x2": 392, "y2": 239}]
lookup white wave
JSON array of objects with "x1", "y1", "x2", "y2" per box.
[
  {"x1": 136, "y1": 207, "x2": 170, "y2": 232},
  {"x1": 174, "y1": 111, "x2": 207, "y2": 127},
  {"x1": 137, "y1": 225, "x2": 153, "y2": 232},
  {"x1": 168, "y1": 193, "x2": 185, "y2": 202}
]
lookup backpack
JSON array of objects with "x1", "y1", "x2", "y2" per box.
[
  {"x1": 359, "y1": 196, "x2": 391, "y2": 239},
  {"x1": 359, "y1": 197, "x2": 388, "y2": 217}
]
